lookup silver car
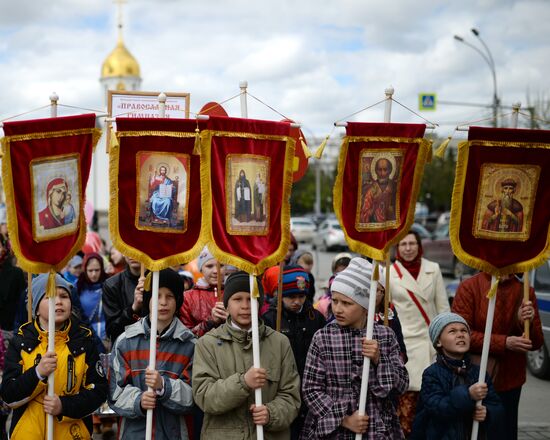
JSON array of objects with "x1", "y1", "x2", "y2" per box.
[
  {"x1": 312, "y1": 219, "x2": 347, "y2": 252},
  {"x1": 527, "y1": 259, "x2": 550, "y2": 379}
]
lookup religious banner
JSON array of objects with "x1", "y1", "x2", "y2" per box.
[
  {"x1": 333, "y1": 123, "x2": 431, "y2": 261},
  {"x1": 201, "y1": 116, "x2": 295, "y2": 274},
  {"x1": 109, "y1": 118, "x2": 206, "y2": 270},
  {"x1": 450, "y1": 126, "x2": 550, "y2": 275},
  {"x1": 1, "y1": 114, "x2": 100, "y2": 273}
]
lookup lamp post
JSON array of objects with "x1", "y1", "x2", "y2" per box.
[{"x1": 454, "y1": 28, "x2": 499, "y2": 127}]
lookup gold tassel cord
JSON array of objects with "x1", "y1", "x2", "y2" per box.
[
  {"x1": 372, "y1": 262, "x2": 380, "y2": 282},
  {"x1": 251, "y1": 275, "x2": 260, "y2": 299},
  {"x1": 143, "y1": 271, "x2": 152, "y2": 292},
  {"x1": 109, "y1": 127, "x2": 120, "y2": 151},
  {"x1": 313, "y1": 135, "x2": 329, "y2": 159},
  {"x1": 486, "y1": 278, "x2": 500, "y2": 299},
  {"x1": 300, "y1": 136, "x2": 312, "y2": 159},
  {"x1": 46, "y1": 270, "x2": 56, "y2": 299},
  {"x1": 434, "y1": 136, "x2": 451, "y2": 158},
  {"x1": 193, "y1": 128, "x2": 202, "y2": 155}
]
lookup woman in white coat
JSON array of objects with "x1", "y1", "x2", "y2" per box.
[{"x1": 386, "y1": 230, "x2": 449, "y2": 436}]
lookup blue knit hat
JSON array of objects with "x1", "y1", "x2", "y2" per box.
[
  {"x1": 282, "y1": 265, "x2": 309, "y2": 297},
  {"x1": 31, "y1": 273, "x2": 73, "y2": 318},
  {"x1": 429, "y1": 312, "x2": 470, "y2": 348}
]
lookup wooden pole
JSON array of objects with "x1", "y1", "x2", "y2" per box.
[
  {"x1": 384, "y1": 254, "x2": 390, "y2": 326},
  {"x1": 217, "y1": 262, "x2": 223, "y2": 302},
  {"x1": 523, "y1": 272, "x2": 530, "y2": 339},
  {"x1": 276, "y1": 261, "x2": 284, "y2": 332},
  {"x1": 27, "y1": 273, "x2": 33, "y2": 322}
]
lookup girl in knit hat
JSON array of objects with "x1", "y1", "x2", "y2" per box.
[
  {"x1": 410, "y1": 312, "x2": 503, "y2": 439},
  {"x1": 301, "y1": 257, "x2": 408, "y2": 439},
  {"x1": 0, "y1": 273, "x2": 108, "y2": 439},
  {"x1": 192, "y1": 271, "x2": 301, "y2": 440},
  {"x1": 109, "y1": 268, "x2": 196, "y2": 440},
  {"x1": 179, "y1": 246, "x2": 228, "y2": 337}
]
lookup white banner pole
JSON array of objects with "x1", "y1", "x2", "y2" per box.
[
  {"x1": 355, "y1": 261, "x2": 379, "y2": 440},
  {"x1": 250, "y1": 274, "x2": 264, "y2": 440},
  {"x1": 384, "y1": 86, "x2": 394, "y2": 123},
  {"x1": 46, "y1": 92, "x2": 59, "y2": 440},
  {"x1": 145, "y1": 270, "x2": 160, "y2": 440},
  {"x1": 470, "y1": 276, "x2": 498, "y2": 440},
  {"x1": 240, "y1": 81, "x2": 248, "y2": 118}
]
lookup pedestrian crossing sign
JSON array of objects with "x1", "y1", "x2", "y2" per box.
[{"x1": 419, "y1": 93, "x2": 437, "y2": 111}]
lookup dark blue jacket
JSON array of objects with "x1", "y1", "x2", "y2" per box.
[{"x1": 410, "y1": 354, "x2": 504, "y2": 440}]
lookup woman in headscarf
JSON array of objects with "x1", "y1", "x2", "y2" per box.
[
  {"x1": 385, "y1": 230, "x2": 450, "y2": 437},
  {"x1": 77, "y1": 253, "x2": 109, "y2": 350}
]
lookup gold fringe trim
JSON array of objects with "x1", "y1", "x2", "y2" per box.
[
  {"x1": 449, "y1": 140, "x2": 550, "y2": 276},
  {"x1": 435, "y1": 136, "x2": 451, "y2": 158},
  {"x1": 108, "y1": 131, "x2": 206, "y2": 271},
  {"x1": 117, "y1": 130, "x2": 197, "y2": 139},
  {"x1": 313, "y1": 135, "x2": 329, "y2": 159},
  {"x1": 0, "y1": 137, "x2": 7, "y2": 158},
  {"x1": 334, "y1": 136, "x2": 432, "y2": 261},
  {"x1": 300, "y1": 136, "x2": 312, "y2": 159},
  {"x1": 202, "y1": 131, "x2": 295, "y2": 275},
  {"x1": 486, "y1": 278, "x2": 499, "y2": 299},
  {"x1": 3, "y1": 127, "x2": 99, "y2": 143}
]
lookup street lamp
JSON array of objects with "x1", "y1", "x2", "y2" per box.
[{"x1": 454, "y1": 28, "x2": 499, "y2": 127}]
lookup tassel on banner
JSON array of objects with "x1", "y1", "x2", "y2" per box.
[
  {"x1": 109, "y1": 127, "x2": 120, "y2": 151},
  {"x1": 143, "y1": 271, "x2": 152, "y2": 292},
  {"x1": 486, "y1": 278, "x2": 500, "y2": 299},
  {"x1": 0, "y1": 137, "x2": 6, "y2": 158},
  {"x1": 193, "y1": 128, "x2": 202, "y2": 155},
  {"x1": 46, "y1": 270, "x2": 56, "y2": 299},
  {"x1": 313, "y1": 135, "x2": 330, "y2": 159},
  {"x1": 372, "y1": 263, "x2": 380, "y2": 282},
  {"x1": 251, "y1": 276, "x2": 260, "y2": 299},
  {"x1": 300, "y1": 136, "x2": 312, "y2": 159},
  {"x1": 434, "y1": 136, "x2": 452, "y2": 158}
]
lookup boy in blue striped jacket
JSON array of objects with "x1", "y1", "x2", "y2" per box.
[{"x1": 109, "y1": 268, "x2": 196, "y2": 440}]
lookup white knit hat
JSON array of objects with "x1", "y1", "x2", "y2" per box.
[
  {"x1": 198, "y1": 246, "x2": 214, "y2": 272},
  {"x1": 330, "y1": 257, "x2": 372, "y2": 309}
]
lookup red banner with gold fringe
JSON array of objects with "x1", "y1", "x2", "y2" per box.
[
  {"x1": 109, "y1": 118, "x2": 206, "y2": 270},
  {"x1": 333, "y1": 122, "x2": 432, "y2": 261},
  {"x1": 1, "y1": 114, "x2": 100, "y2": 273},
  {"x1": 201, "y1": 116, "x2": 295, "y2": 274},
  {"x1": 450, "y1": 126, "x2": 550, "y2": 276}
]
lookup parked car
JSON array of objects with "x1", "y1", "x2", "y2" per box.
[
  {"x1": 527, "y1": 259, "x2": 550, "y2": 379},
  {"x1": 290, "y1": 216, "x2": 317, "y2": 244},
  {"x1": 312, "y1": 219, "x2": 347, "y2": 251},
  {"x1": 421, "y1": 222, "x2": 474, "y2": 279}
]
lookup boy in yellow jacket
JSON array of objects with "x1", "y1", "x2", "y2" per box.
[{"x1": 0, "y1": 273, "x2": 108, "y2": 439}]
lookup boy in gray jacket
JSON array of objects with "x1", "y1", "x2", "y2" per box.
[{"x1": 193, "y1": 271, "x2": 301, "y2": 439}]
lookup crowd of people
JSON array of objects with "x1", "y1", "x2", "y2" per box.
[{"x1": 0, "y1": 229, "x2": 544, "y2": 440}]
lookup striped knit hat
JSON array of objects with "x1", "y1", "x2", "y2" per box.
[
  {"x1": 330, "y1": 257, "x2": 372, "y2": 309},
  {"x1": 282, "y1": 265, "x2": 309, "y2": 297}
]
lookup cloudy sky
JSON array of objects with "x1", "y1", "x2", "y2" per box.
[
  {"x1": 1, "y1": 0, "x2": 549, "y2": 208},
  {"x1": 1, "y1": 0, "x2": 548, "y2": 136}
]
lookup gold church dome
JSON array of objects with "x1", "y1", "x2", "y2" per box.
[{"x1": 101, "y1": 40, "x2": 140, "y2": 78}]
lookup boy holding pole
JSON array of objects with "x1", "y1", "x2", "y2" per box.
[{"x1": 300, "y1": 257, "x2": 408, "y2": 439}]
